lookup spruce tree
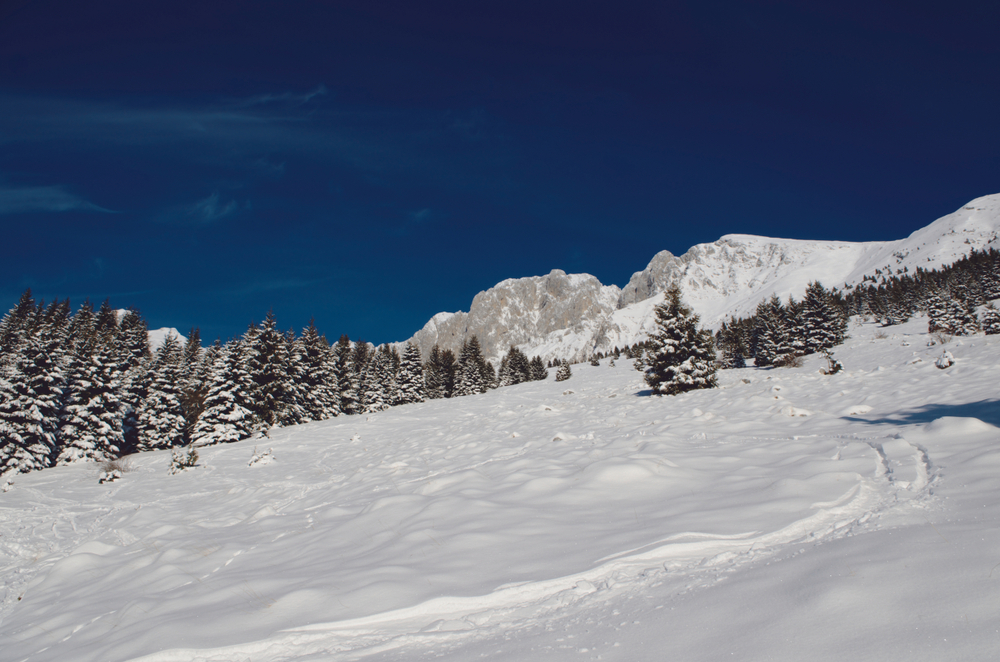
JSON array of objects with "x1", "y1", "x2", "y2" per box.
[
  {"x1": 395, "y1": 342, "x2": 426, "y2": 405},
  {"x1": 424, "y1": 345, "x2": 447, "y2": 399},
  {"x1": 555, "y1": 359, "x2": 572, "y2": 382},
  {"x1": 0, "y1": 325, "x2": 68, "y2": 474},
  {"x1": 0, "y1": 289, "x2": 36, "y2": 364},
  {"x1": 333, "y1": 335, "x2": 358, "y2": 415},
  {"x1": 529, "y1": 355, "x2": 548, "y2": 381},
  {"x1": 299, "y1": 320, "x2": 340, "y2": 419},
  {"x1": 136, "y1": 333, "x2": 186, "y2": 451},
  {"x1": 981, "y1": 303, "x2": 1000, "y2": 335},
  {"x1": 359, "y1": 347, "x2": 395, "y2": 413},
  {"x1": 246, "y1": 311, "x2": 299, "y2": 427},
  {"x1": 190, "y1": 343, "x2": 259, "y2": 446},
  {"x1": 644, "y1": 285, "x2": 717, "y2": 395},
  {"x1": 801, "y1": 281, "x2": 848, "y2": 353},
  {"x1": 454, "y1": 336, "x2": 488, "y2": 396},
  {"x1": 57, "y1": 339, "x2": 124, "y2": 464}
]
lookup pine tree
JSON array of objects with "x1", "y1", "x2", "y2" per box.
[
  {"x1": 279, "y1": 328, "x2": 309, "y2": 425},
  {"x1": 136, "y1": 333, "x2": 186, "y2": 451},
  {"x1": 529, "y1": 356, "x2": 548, "y2": 381},
  {"x1": 555, "y1": 359, "x2": 572, "y2": 382},
  {"x1": 359, "y1": 347, "x2": 395, "y2": 413},
  {"x1": 754, "y1": 296, "x2": 789, "y2": 367},
  {"x1": 454, "y1": 337, "x2": 488, "y2": 396},
  {"x1": 424, "y1": 345, "x2": 448, "y2": 399},
  {"x1": 498, "y1": 346, "x2": 531, "y2": 387},
  {"x1": 177, "y1": 328, "x2": 211, "y2": 442},
  {"x1": 981, "y1": 303, "x2": 1000, "y2": 335},
  {"x1": 190, "y1": 343, "x2": 259, "y2": 446},
  {"x1": 801, "y1": 281, "x2": 848, "y2": 353},
  {"x1": 395, "y1": 343, "x2": 426, "y2": 405},
  {"x1": 57, "y1": 339, "x2": 124, "y2": 464},
  {"x1": 298, "y1": 320, "x2": 340, "y2": 419},
  {"x1": 333, "y1": 335, "x2": 358, "y2": 415},
  {"x1": 644, "y1": 285, "x2": 717, "y2": 396},
  {"x1": 246, "y1": 311, "x2": 299, "y2": 427},
  {"x1": 0, "y1": 289, "x2": 37, "y2": 364},
  {"x1": 0, "y1": 324, "x2": 69, "y2": 474}
]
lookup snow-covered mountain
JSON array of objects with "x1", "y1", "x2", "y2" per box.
[
  {"x1": 408, "y1": 193, "x2": 1000, "y2": 363},
  {"x1": 114, "y1": 309, "x2": 186, "y2": 351},
  {"x1": 147, "y1": 327, "x2": 186, "y2": 350}
]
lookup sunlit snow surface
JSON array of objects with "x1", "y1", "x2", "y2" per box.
[{"x1": 2, "y1": 317, "x2": 999, "y2": 661}]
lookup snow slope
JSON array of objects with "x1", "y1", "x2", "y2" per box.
[{"x1": 2, "y1": 317, "x2": 998, "y2": 661}]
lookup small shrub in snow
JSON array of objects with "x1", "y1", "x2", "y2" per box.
[
  {"x1": 608, "y1": 358, "x2": 616, "y2": 367},
  {"x1": 248, "y1": 447, "x2": 274, "y2": 467},
  {"x1": 589, "y1": 355, "x2": 600, "y2": 367},
  {"x1": 167, "y1": 447, "x2": 199, "y2": 475},
  {"x1": 555, "y1": 360, "x2": 572, "y2": 382},
  {"x1": 929, "y1": 331, "x2": 951, "y2": 346},
  {"x1": 98, "y1": 469, "x2": 122, "y2": 484},
  {"x1": 97, "y1": 458, "x2": 133, "y2": 484},
  {"x1": 935, "y1": 351, "x2": 954, "y2": 370},
  {"x1": 773, "y1": 354, "x2": 804, "y2": 369},
  {"x1": 820, "y1": 351, "x2": 843, "y2": 375}
]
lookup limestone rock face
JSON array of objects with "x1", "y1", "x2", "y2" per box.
[
  {"x1": 408, "y1": 269, "x2": 620, "y2": 364},
  {"x1": 616, "y1": 249, "x2": 683, "y2": 308}
]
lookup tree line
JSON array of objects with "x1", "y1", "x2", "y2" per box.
[
  {"x1": 715, "y1": 248, "x2": 1000, "y2": 367},
  {"x1": 0, "y1": 297, "x2": 548, "y2": 477}
]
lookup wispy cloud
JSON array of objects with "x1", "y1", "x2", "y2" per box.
[
  {"x1": 187, "y1": 192, "x2": 238, "y2": 223},
  {"x1": 0, "y1": 89, "x2": 520, "y2": 194},
  {"x1": 0, "y1": 185, "x2": 113, "y2": 215},
  {"x1": 235, "y1": 84, "x2": 328, "y2": 108}
]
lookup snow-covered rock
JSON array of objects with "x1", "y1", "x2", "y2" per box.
[
  {"x1": 408, "y1": 193, "x2": 1000, "y2": 363},
  {"x1": 147, "y1": 327, "x2": 186, "y2": 350},
  {"x1": 409, "y1": 269, "x2": 620, "y2": 363}
]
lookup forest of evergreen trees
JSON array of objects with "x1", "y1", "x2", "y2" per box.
[
  {"x1": 2, "y1": 247, "x2": 998, "y2": 478},
  {"x1": 715, "y1": 248, "x2": 1000, "y2": 367},
  {"x1": 0, "y1": 297, "x2": 549, "y2": 477}
]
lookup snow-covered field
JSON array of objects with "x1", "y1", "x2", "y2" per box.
[{"x1": 2, "y1": 317, "x2": 998, "y2": 661}]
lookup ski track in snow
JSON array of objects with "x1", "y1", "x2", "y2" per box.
[{"x1": 2, "y1": 316, "x2": 998, "y2": 661}]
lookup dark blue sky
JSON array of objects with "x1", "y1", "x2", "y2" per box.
[{"x1": 1, "y1": 1, "x2": 998, "y2": 344}]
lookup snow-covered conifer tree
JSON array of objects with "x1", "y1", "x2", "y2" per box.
[
  {"x1": 298, "y1": 320, "x2": 340, "y2": 419},
  {"x1": 529, "y1": 356, "x2": 548, "y2": 381},
  {"x1": 333, "y1": 335, "x2": 358, "y2": 415},
  {"x1": 454, "y1": 337, "x2": 488, "y2": 396},
  {"x1": 981, "y1": 303, "x2": 1000, "y2": 335},
  {"x1": 0, "y1": 324, "x2": 68, "y2": 474},
  {"x1": 424, "y1": 345, "x2": 447, "y2": 398},
  {"x1": 359, "y1": 347, "x2": 395, "y2": 413},
  {"x1": 801, "y1": 281, "x2": 848, "y2": 353},
  {"x1": 190, "y1": 344, "x2": 259, "y2": 446},
  {"x1": 395, "y1": 342, "x2": 425, "y2": 405},
  {"x1": 136, "y1": 333, "x2": 186, "y2": 451},
  {"x1": 644, "y1": 285, "x2": 717, "y2": 395},
  {"x1": 555, "y1": 359, "x2": 572, "y2": 382},
  {"x1": 0, "y1": 289, "x2": 37, "y2": 364},
  {"x1": 58, "y1": 337, "x2": 125, "y2": 465}
]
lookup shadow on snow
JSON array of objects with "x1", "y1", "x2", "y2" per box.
[{"x1": 844, "y1": 399, "x2": 1000, "y2": 428}]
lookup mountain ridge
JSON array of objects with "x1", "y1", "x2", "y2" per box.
[{"x1": 406, "y1": 193, "x2": 1000, "y2": 363}]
